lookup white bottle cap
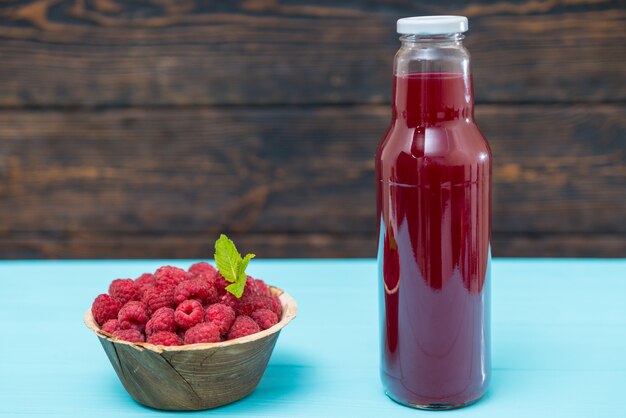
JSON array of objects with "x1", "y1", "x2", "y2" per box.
[{"x1": 397, "y1": 16, "x2": 468, "y2": 35}]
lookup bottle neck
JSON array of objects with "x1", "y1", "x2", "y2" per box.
[
  {"x1": 392, "y1": 33, "x2": 473, "y2": 127},
  {"x1": 399, "y1": 32, "x2": 465, "y2": 45}
]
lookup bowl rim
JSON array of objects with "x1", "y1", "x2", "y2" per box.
[{"x1": 84, "y1": 286, "x2": 297, "y2": 353}]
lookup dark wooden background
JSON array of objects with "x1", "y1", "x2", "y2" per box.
[{"x1": 0, "y1": 0, "x2": 624, "y2": 259}]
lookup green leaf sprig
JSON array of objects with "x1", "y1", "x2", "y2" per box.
[{"x1": 214, "y1": 234, "x2": 255, "y2": 298}]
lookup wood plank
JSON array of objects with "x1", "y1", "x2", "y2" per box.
[
  {"x1": 0, "y1": 232, "x2": 375, "y2": 259},
  {"x1": 480, "y1": 105, "x2": 626, "y2": 234},
  {"x1": 492, "y1": 233, "x2": 626, "y2": 258},
  {"x1": 0, "y1": 0, "x2": 623, "y2": 106},
  {"x1": 0, "y1": 104, "x2": 623, "y2": 240},
  {"x1": 0, "y1": 232, "x2": 622, "y2": 259}
]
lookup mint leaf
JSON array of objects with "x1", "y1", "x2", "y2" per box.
[
  {"x1": 214, "y1": 234, "x2": 256, "y2": 298},
  {"x1": 214, "y1": 234, "x2": 241, "y2": 283},
  {"x1": 227, "y1": 253, "x2": 255, "y2": 298},
  {"x1": 225, "y1": 281, "x2": 246, "y2": 298},
  {"x1": 238, "y1": 253, "x2": 255, "y2": 280}
]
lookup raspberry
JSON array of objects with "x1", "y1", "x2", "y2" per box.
[
  {"x1": 155, "y1": 266, "x2": 190, "y2": 287},
  {"x1": 92, "y1": 294, "x2": 122, "y2": 325},
  {"x1": 108, "y1": 278, "x2": 139, "y2": 305},
  {"x1": 214, "y1": 273, "x2": 231, "y2": 296},
  {"x1": 174, "y1": 279, "x2": 217, "y2": 306},
  {"x1": 220, "y1": 292, "x2": 239, "y2": 310},
  {"x1": 245, "y1": 276, "x2": 255, "y2": 288},
  {"x1": 188, "y1": 262, "x2": 217, "y2": 279},
  {"x1": 238, "y1": 276, "x2": 270, "y2": 298},
  {"x1": 220, "y1": 292, "x2": 248, "y2": 316},
  {"x1": 270, "y1": 295, "x2": 283, "y2": 319},
  {"x1": 175, "y1": 299, "x2": 204, "y2": 329},
  {"x1": 145, "y1": 307, "x2": 176, "y2": 336},
  {"x1": 244, "y1": 276, "x2": 269, "y2": 297},
  {"x1": 194, "y1": 272, "x2": 217, "y2": 289},
  {"x1": 91, "y1": 263, "x2": 282, "y2": 346},
  {"x1": 205, "y1": 285, "x2": 218, "y2": 304},
  {"x1": 118, "y1": 301, "x2": 150, "y2": 332},
  {"x1": 251, "y1": 308, "x2": 278, "y2": 330},
  {"x1": 227, "y1": 315, "x2": 260, "y2": 340},
  {"x1": 101, "y1": 319, "x2": 120, "y2": 334},
  {"x1": 135, "y1": 273, "x2": 156, "y2": 297},
  {"x1": 142, "y1": 283, "x2": 176, "y2": 312},
  {"x1": 205, "y1": 303, "x2": 236, "y2": 335},
  {"x1": 184, "y1": 323, "x2": 221, "y2": 344},
  {"x1": 147, "y1": 331, "x2": 182, "y2": 346},
  {"x1": 252, "y1": 278, "x2": 271, "y2": 297},
  {"x1": 112, "y1": 329, "x2": 145, "y2": 343},
  {"x1": 238, "y1": 294, "x2": 273, "y2": 316}
]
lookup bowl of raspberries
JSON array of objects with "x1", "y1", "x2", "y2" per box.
[{"x1": 84, "y1": 235, "x2": 297, "y2": 410}]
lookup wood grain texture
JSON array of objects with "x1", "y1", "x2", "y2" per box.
[
  {"x1": 0, "y1": 105, "x2": 623, "y2": 239},
  {"x1": 0, "y1": 0, "x2": 623, "y2": 106},
  {"x1": 0, "y1": 0, "x2": 623, "y2": 258},
  {"x1": 492, "y1": 233, "x2": 626, "y2": 258},
  {"x1": 0, "y1": 232, "x2": 375, "y2": 259},
  {"x1": 0, "y1": 232, "x2": 624, "y2": 258}
]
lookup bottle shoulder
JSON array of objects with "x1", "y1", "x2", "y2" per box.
[
  {"x1": 379, "y1": 121, "x2": 490, "y2": 160},
  {"x1": 377, "y1": 121, "x2": 491, "y2": 183}
]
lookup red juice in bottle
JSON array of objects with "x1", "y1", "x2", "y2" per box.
[{"x1": 377, "y1": 16, "x2": 491, "y2": 410}]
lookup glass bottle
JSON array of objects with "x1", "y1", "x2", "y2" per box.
[{"x1": 376, "y1": 16, "x2": 491, "y2": 410}]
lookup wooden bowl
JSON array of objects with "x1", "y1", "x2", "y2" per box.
[{"x1": 84, "y1": 287, "x2": 297, "y2": 410}]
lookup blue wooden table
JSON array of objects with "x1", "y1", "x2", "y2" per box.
[{"x1": 1, "y1": 259, "x2": 625, "y2": 417}]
